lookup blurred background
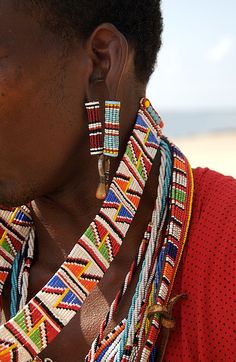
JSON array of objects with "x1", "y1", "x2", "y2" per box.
[{"x1": 147, "y1": 0, "x2": 236, "y2": 177}]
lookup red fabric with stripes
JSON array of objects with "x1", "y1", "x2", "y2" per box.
[{"x1": 164, "y1": 167, "x2": 236, "y2": 362}]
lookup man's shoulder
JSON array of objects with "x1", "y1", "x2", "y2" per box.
[
  {"x1": 192, "y1": 167, "x2": 236, "y2": 226},
  {"x1": 193, "y1": 166, "x2": 236, "y2": 202},
  {"x1": 166, "y1": 169, "x2": 236, "y2": 361},
  {"x1": 193, "y1": 166, "x2": 236, "y2": 189}
]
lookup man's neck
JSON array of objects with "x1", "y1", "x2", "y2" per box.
[{"x1": 29, "y1": 92, "x2": 150, "y2": 269}]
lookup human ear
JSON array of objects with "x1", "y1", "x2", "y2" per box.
[{"x1": 84, "y1": 23, "x2": 129, "y2": 100}]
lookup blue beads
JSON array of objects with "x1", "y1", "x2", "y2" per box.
[{"x1": 147, "y1": 105, "x2": 161, "y2": 125}]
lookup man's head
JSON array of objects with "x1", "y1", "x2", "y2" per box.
[
  {"x1": 0, "y1": 0, "x2": 163, "y2": 207},
  {"x1": 26, "y1": 0, "x2": 163, "y2": 84}
]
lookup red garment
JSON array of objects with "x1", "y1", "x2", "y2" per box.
[{"x1": 164, "y1": 168, "x2": 236, "y2": 361}]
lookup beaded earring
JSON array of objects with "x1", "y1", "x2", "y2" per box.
[
  {"x1": 85, "y1": 100, "x2": 121, "y2": 200},
  {"x1": 85, "y1": 101, "x2": 103, "y2": 155}
]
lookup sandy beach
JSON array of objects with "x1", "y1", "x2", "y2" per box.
[{"x1": 173, "y1": 131, "x2": 236, "y2": 179}]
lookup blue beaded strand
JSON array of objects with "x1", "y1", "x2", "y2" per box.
[{"x1": 104, "y1": 101, "x2": 121, "y2": 157}]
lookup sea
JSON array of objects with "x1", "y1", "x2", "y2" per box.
[{"x1": 160, "y1": 109, "x2": 236, "y2": 138}]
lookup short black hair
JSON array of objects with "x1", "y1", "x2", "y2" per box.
[{"x1": 28, "y1": 1, "x2": 163, "y2": 83}]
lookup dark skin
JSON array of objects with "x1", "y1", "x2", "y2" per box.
[{"x1": 1, "y1": 1, "x2": 160, "y2": 360}]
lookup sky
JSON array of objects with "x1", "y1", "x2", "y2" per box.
[{"x1": 147, "y1": 0, "x2": 236, "y2": 110}]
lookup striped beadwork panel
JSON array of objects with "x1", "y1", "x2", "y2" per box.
[{"x1": 103, "y1": 101, "x2": 121, "y2": 157}]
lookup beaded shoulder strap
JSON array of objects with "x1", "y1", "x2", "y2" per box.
[
  {"x1": 85, "y1": 137, "x2": 194, "y2": 362},
  {"x1": 0, "y1": 99, "x2": 162, "y2": 361}
]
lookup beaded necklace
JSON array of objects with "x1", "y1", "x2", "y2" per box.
[{"x1": 0, "y1": 99, "x2": 194, "y2": 361}]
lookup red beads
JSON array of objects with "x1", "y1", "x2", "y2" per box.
[{"x1": 85, "y1": 101, "x2": 103, "y2": 155}]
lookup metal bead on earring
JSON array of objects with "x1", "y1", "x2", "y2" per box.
[{"x1": 96, "y1": 154, "x2": 111, "y2": 200}]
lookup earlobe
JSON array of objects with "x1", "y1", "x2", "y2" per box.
[
  {"x1": 84, "y1": 24, "x2": 128, "y2": 200},
  {"x1": 85, "y1": 23, "x2": 129, "y2": 99}
]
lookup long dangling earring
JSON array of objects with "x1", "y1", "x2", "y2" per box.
[
  {"x1": 85, "y1": 100, "x2": 121, "y2": 200},
  {"x1": 85, "y1": 101, "x2": 107, "y2": 200}
]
